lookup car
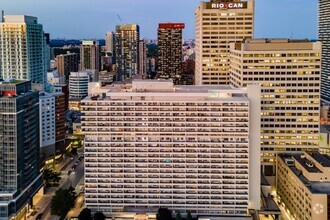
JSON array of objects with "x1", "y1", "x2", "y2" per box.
[
  {"x1": 36, "y1": 213, "x2": 43, "y2": 220},
  {"x1": 67, "y1": 170, "x2": 72, "y2": 175},
  {"x1": 71, "y1": 165, "x2": 77, "y2": 171},
  {"x1": 74, "y1": 161, "x2": 79, "y2": 166}
]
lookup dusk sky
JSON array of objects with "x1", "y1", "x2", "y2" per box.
[{"x1": 0, "y1": 0, "x2": 318, "y2": 40}]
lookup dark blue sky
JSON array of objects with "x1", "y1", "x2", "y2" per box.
[{"x1": 0, "y1": 0, "x2": 317, "y2": 40}]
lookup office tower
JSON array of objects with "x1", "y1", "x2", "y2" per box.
[
  {"x1": 0, "y1": 80, "x2": 43, "y2": 219},
  {"x1": 319, "y1": 0, "x2": 330, "y2": 104},
  {"x1": 277, "y1": 152, "x2": 330, "y2": 220},
  {"x1": 56, "y1": 52, "x2": 79, "y2": 82},
  {"x1": 106, "y1": 32, "x2": 115, "y2": 55},
  {"x1": 69, "y1": 71, "x2": 91, "y2": 99},
  {"x1": 80, "y1": 40, "x2": 101, "y2": 79},
  {"x1": 82, "y1": 80, "x2": 261, "y2": 218},
  {"x1": 195, "y1": 0, "x2": 254, "y2": 85},
  {"x1": 230, "y1": 39, "x2": 321, "y2": 174},
  {"x1": 157, "y1": 23, "x2": 185, "y2": 84},
  {"x1": 116, "y1": 24, "x2": 140, "y2": 81},
  {"x1": 39, "y1": 92, "x2": 56, "y2": 159},
  {"x1": 0, "y1": 15, "x2": 49, "y2": 87},
  {"x1": 139, "y1": 40, "x2": 147, "y2": 78}
]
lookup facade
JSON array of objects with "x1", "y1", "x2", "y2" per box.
[
  {"x1": 56, "y1": 52, "x2": 79, "y2": 82},
  {"x1": 230, "y1": 39, "x2": 321, "y2": 174},
  {"x1": 277, "y1": 152, "x2": 330, "y2": 220},
  {"x1": 69, "y1": 71, "x2": 91, "y2": 99},
  {"x1": 0, "y1": 80, "x2": 43, "y2": 219},
  {"x1": 157, "y1": 23, "x2": 185, "y2": 83},
  {"x1": 195, "y1": 0, "x2": 254, "y2": 85},
  {"x1": 116, "y1": 24, "x2": 140, "y2": 81},
  {"x1": 106, "y1": 32, "x2": 115, "y2": 55},
  {"x1": 319, "y1": 0, "x2": 330, "y2": 104},
  {"x1": 39, "y1": 92, "x2": 56, "y2": 159},
  {"x1": 54, "y1": 92, "x2": 66, "y2": 145},
  {"x1": 81, "y1": 40, "x2": 101, "y2": 79},
  {"x1": 0, "y1": 15, "x2": 49, "y2": 87},
  {"x1": 82, "y1": 80, "x2": 261, "y2": 218},
  {"x1": 139, "y1": 39, "x2": 147, "y2": 78}
]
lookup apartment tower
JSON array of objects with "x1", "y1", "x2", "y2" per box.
[
  {"x1": 157, "y1": 23, "x2": 185, "y2": 84},
  {"x1": 116, "y1": 24, "x2": 140, "y2": 81},
  {"x1": 319, "y1": 0, "x2": 330, "y2": 104},
  {"x1": 0, "y1": 80, "x2": 43, "y2": 219},
  {"x1": 230, "y1": 39, "x2": 321, "y2": 174},
  {"x1": 82, "y1": 80, "x2": 261, "y2": 218},
  {"x1": 139, "y1": 39, "x2": 147, "y2": 78},
  {"x1": 0, "y1": 15, "x2": 49, "y2": 87},
  {"x1": 195, "y1": 0, "x2": 254, "y2": 85},
  {"x1": 56, "y1": 52, "x2": 79, "y2": 82},
  {"x1": 80, "y1": 40, "x2": 101, "y2": 79}
]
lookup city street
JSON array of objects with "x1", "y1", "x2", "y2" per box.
[{"x1": 28, "y1": 153, "x2": 84, "y2": 220}]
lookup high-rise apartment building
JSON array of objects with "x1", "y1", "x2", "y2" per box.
[
  {"x1": 0, "y1": 80, "x2": 43, "y2": 219},
  {"x1": 195, "y1": 0, "x2": 254, "y2": 85},
  {"x1": 81, "y1": 40, "x2": 101, "y2": 78},
  {"x1": 82, "y1": 80, "x2": 261, "y2": 218},
  {"x1": 319, "y1": 0, "x2": 330, "y2": 104},
  {"x1": 139, "y1": 39, "x2": 147, "y2": 78},
  {"x1": 54, "y1": 92, "x2": 66, "y2": 146},
  {"x1": 157, "y1": 23, "x2": 185, "y2": 83},
  {"x1": 116, "y1": 24, "x2": 140, "y2": 81},
  {"x1": 106, "y1": 32, "x2": 115, "y2": 55},
  {"x1": 0, "y1": 15, "x2": 49, "y2": 87},
  {"x1": 56, "y1": 52, "x2": 79, "y2": 82},
  {"x1": 230, "y1": 39, "x2": 321, "y2": 174}
]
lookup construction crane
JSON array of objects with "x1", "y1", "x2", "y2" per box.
[{"x1": 117, "y1": 14, "x2": 122, "y2": 23}]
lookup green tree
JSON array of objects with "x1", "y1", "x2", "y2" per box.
[
  {"x1": 187, "y1": 212, "x2": 193, "y2": 220},
  {"x1": 78, "y1": 208, "x2": 92, "y2": 220},
  {"x1": 43, "y1": 168, "x2": 61, "y2": 186},
  {"x1": 157, "y1": 207, "x2": 172, "y2": 220},
  {"x1": 50, "y1": 187, "x2": 77, "y2": 220},
  {"x1": 175, "y1": 212, "x2": 182, "y2": 220},
  {"x1": 94, "y1": 212, "x2": 106, "y2": 220}
]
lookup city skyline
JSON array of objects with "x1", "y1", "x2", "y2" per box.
[{"x1": 0, "y1": 0, "x2": 317, "y2": 40}]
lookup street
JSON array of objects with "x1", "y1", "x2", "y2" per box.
[{"x1": 28, "y1": 153, "x2": 84, "y2": 220}]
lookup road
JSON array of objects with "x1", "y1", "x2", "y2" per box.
[{"x1": 29, "y1": 153, "x2": 84, "y2": 220}]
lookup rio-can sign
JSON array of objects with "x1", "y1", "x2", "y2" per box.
[{"x1": 206, "y1": 2, "x2": 248, "y2": 9}]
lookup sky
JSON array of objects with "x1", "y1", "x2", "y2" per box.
[{"x1": 0, "y1": 0, "x2": 318, "y2": 40}]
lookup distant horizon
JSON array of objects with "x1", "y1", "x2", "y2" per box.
[{"x1": 1, "y1": 0, "x2": 318, "y2": 39}]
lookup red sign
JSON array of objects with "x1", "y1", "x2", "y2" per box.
[{"x1": 159, "y1": 23, "x2": 185, "y2": 29}]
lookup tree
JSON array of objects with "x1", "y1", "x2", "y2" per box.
[
  {"x1": 43, "y1": 168, "x2": 61, "y2": 186},
  {"x1": 157, "y1": 207, "x2": 172, "y2": 220},
  {"x1": 175, "y1": 212, "x2": 182, "y2": 220},
  {"x1": 187, "y1": 212, "x2": 193, "y2": 220},
  {"x1": 78, "y1": 208, "x2": 92, "y2": 220},
  {"x1": 94, "y1": 212, "x2": 106, "y2": 220},
  {"x1": 50, "y1": 187, "x2": 77, "y2": 220}
]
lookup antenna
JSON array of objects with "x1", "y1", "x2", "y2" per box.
[{"x1": 117, "y1": 14, "x2": 122, "y2": 23}]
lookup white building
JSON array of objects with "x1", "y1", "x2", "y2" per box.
[
  {"x1": 230, "y1": 39, "x2": 321, "y2": 174},
  {"x1": 0, "y1": 15, "x2": 49, "y2": 87},
  {"x1": 47, "y1": 71, "x2": 65, "y2": 85},
  {"x1": 82, "y1": 80, "x2": 261, "y2": 218},
  {"x1": 106, "y1": 32, "x2": 115, "y2": 54},
  {"x1": 69, "y1": 71, "x2": 92, "y2": 99},
  {"x1": 39, "y1": 92, "x2": 56, "y2": 159},
  {"x1": 195, "y1": 0, "x2": 254, "y2": 85}
]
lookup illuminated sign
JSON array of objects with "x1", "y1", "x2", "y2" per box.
[
  {"x1": 206, "y1": 2, "x2": 248, "y2": 9},
  {"x1": 82, "y1": 40, "x2": 95, "y2": 45}
]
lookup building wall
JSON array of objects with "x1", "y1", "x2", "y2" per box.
[
  {"x1": 195, "y1": 1, "x2": 254, "y2": 85},
  {"x1": 230, "y1": 40, "x2": 321, "y2": 173},
  {"x1": 82, "y1": 81, "x2": 260, "y2": 217},
  {"x1": 57, "y1": 53, "x2": 79, "y2": 82}
]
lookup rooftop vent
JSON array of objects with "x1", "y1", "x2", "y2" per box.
[{"x1": 306, "y1": 160, "x2": 314, "y2": 168}]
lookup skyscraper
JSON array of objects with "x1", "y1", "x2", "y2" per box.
[
  {"x1": 80, "y1": 40, "x2": 101, "y2": 79},
  {"x1": 139, "y1": 39, "x2": 147, "y2": 77},
  {"x1": 319, "y1": 0, "x2": 330, "y2": 104},
  {"x1": 105, "y1": 32, "x2": 115, "y2": 55},
  {"x1": 56, "y1": 52, "x2": 79, "y2": 82},
  {"x1": 0, "y1": 80, "x2": 43, "y2": 219},
  {"x1": 82, "y1": 80, "x2": 261, "y2": 218},
  {"x1": 195, "y1": 0, "x2": 254, "y2": 85},
  {"x1": 230, "y1": 39, "x2": 321, "y2": 174},
  {"x1": 157, "y1": 23, "x2": 185, "y2": 84},
  {"x1": 116, "y1": 24, "x2": 140, "y2": 81},
  {"x1": 0, "y1": 15, "x2": 49, "y2": 87}
]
